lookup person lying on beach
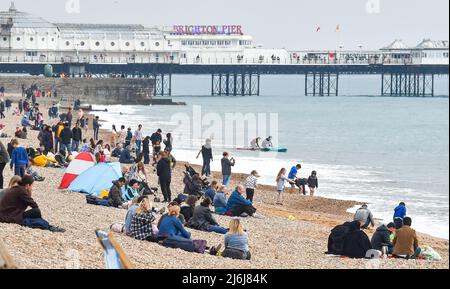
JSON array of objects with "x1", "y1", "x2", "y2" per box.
[
  {"x1": 0, "y1": 175, "x2": 65, "y2": 233},
  {"x1": 214, "y1": 185, "x2": 228, "y2": 215},
  {"x1": 220, "y1": 217, "x2": 251, "y2": 260},
  {"x1": 55, "y1": 150, "x2": 70, "y2": 167},
  {"x1": 226, "y1": 185, "x2": 257, "y2": 217},
  {"x1": 186, "y1": 198, "x2": 228, "y2": 234},
  {"x1": 353, "y1": 204, "x2": 375, "y2": 229}
]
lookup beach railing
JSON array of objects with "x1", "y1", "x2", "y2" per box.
[
  {"x1": 0, "y1": 240, "x2": 16, "y2": 269},
  {"x1": 95, "y1": 230, "x2": 134, "y2": 270}
]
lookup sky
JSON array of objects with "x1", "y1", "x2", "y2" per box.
[{"x1": 2, "y1": 0, "x2": 449, "y2": 50}]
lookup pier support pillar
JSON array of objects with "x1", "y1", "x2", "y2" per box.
[
  {"x1": 212, "y1": 73, "x2": 260, "y2": 96},
  {"x1": 305, "y1": 72, "x2": 339, "y2": 96},
  {"x1": 381, "y1": 72, "x2": 434, "y2": 97},
  {"x1": 153, "y1": 73, "x2": 172, "y2": 96}
]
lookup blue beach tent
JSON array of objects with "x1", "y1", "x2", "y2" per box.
[{"x1": 68, "y1": 162, "x2": 122, "y2": 196}]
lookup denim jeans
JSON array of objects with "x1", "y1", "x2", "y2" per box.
[
  {"x1": 202, "y1": 160, "x2": 211, "y2": 176},
  {"x1": 71, "y1": 140, "x2": 80, "y2": 152},
  {"x1": 207, "y1": 225, "x2": 228, "y2": 235},
  {"x1": 60, "y1": 143, "x2": 72, "y2": 156},
  {"x1": 14, "y1": 165, "x2": 26, "y2": 177},
  {"x1": 135, "y1": 140, "x2": 142, "y2": 154},
  {"x1": 223, "y1": 175, "x2": 231, "y2": 186}
]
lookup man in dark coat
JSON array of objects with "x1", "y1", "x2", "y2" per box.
[
  {"x1": 108, "y1": 178, "x2": 127, "y2": 208},
  {"x1": 157, "y1": 152, "x2": 172, "y2": 202},
  {"x1": 342, "y1": 221, "x2": 372, "y2": 258},
  {"x1": 371, "y1": 223, "x2": 396, "y2": 254}
]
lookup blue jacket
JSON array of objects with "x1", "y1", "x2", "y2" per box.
[
  {"x1": 158, "y1": 215, "x2": 191, "y2": 239},
  {"x1": 393, "y1": 205, "x2": 406, "y2": 220},
  {"x1": 119, "y1": 149, "x2": 134, "y2": 164},
  {"x1": 226, "y1": 190, "x2": 252, "y2": 212},
  {"x1": 214, "y1": 192, "x2": 227, "y2": 209},
  {"x1": 204, "y1": 187, "x2": 216, "y2": 203},
  {"x1": 10, "y1": 147, "x2": 29, "y2": 169},
  {"x1": 288, "y1": 166, "x2": 298, "y2": 179}
]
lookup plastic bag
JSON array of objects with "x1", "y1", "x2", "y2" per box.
[{"x1": 420, "y1": 245, "x2": 442, "y2": 261}]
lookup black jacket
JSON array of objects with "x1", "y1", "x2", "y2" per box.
[
  {"x1": 371, "y1": 225, "x2": 393, "y2": 252},
  {"x1": 186, "y1": 205, "x2": 219, "y2": 231},
  {"x1": 221, "y1": 157, "x2": 235, "y2": 175},
  {"x1": 60, "y1": 127, "x2": 73, "y2": 144},
  {"x1": 342, "y1": 221, "x2": 372, "y2": 258},
  {"x1": 142, "y1": 138, "x2": 150, "y2": 154},
  {"x1": 201, "y1": 146, "x2": 213, "y2": 161},
  {"x1": 156, "y1": 158, "x2": 171, "y2": 179},
  {"x1": 150, "y1": 132, "x2": 162, "y2": 145},
  {"x1": 72, "y1": 127, "x2": 82, "y2": 142},
  {"x1": 307, "y1": 176, "x2": 318, "y2": 188},
  {"x1": 180, "y1": 206, "x2": 194, "y2": 223}
]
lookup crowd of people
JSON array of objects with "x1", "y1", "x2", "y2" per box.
[{"x1": 0, "y1": 88, "x2": 439, "y2": 264}]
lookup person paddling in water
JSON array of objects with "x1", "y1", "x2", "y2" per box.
[
  {"x1": 250, "y1": 137, "x2": 261, "y2": 150},
  {"x1": 261, "y1": 136, "x2": 273, "y2": 149}
]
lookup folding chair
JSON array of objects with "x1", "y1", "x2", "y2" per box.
[
  {"x1": 95, "y1": 230, "x2": 134, "y2": 269},
  {"x1": 0, "y1": 240, "x2": 16, "y2": 269}
]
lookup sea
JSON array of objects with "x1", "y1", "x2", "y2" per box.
[{"x1": 92, "y1": 74, "x2": 449, "y2": 239}]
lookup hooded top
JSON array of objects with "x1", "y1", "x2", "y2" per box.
[
  {"x1": 342, "y1": 221, "x2": 372, "y2": 258},
  {"x1": 371, "y1": 224, "x2": 393, "y2": 251}
]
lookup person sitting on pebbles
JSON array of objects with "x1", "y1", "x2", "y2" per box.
[
  {"x1": 0, "y1": 175, "x2": 65, "y2": 233},
  {"x1": 226, "y1": 185, "x2": 259, "y2": 218},
  {"x1": 220, "y1": 217, "x2": 251, "y2": 260},
  {"x1": 108, "y1": 177, "x2": 129, "y2": 209}
]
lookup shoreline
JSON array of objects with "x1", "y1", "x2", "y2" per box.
[
  {"x1": 0, "y1": 100, "x2": 447, "y2": 269},
  {"x1": 89, "y1": 111, "x2": 449, "y2": 242}
]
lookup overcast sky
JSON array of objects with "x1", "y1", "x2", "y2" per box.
[{"x1": 3, "y1": 0, "x2": 449, "y2": 50}]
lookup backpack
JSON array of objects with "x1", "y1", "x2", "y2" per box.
[
  {"x1": 327, "y1": 222, "x2": 352, "y2": 255},
  {"x1": 193, "y1": 239, "x2": 207, "y2": 254}
]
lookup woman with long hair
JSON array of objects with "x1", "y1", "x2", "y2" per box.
[
  {"x1": 276, "y1": 168, "x2": 291, "y2": 206},
  {"x1": 129, "y1": 197, "x2": 158, "y2": 241},
  {"x1": 111, "y1": 125, "x2": 118, "y2": 149},
  {"x1": 222, "y1": 217, "x2": 251, "y2": 260}
]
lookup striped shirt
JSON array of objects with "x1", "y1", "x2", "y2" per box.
[{"x1": 244, "y1": 175, "x2": 258, "y2": 189}]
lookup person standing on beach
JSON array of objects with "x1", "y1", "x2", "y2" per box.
[
  {"x1": 134, "y1": 124, "x2": 143, "y2": 155},
  {"x1": 0, "y1": 140, "x2": 10, "y2": 189},
  {"x1": 93, "y1": 116, "x2": 101, "y2": 141},
  {"x1": 0, "y1": 100, "x2": 5, "y2": 119},
  {"x1": 59, "y1": 123, "x2": 73, "y2": 156},
  {"x1": 71, "y1": 122, "x2": 82, "y2": 153},
  {"x1": 197, "y1": 138, "x2": 213, "y2": 177},
  {"x1": 157, "y1": 151, "x2": 172, "y2": 203},
  {"x1": 288, "y1": 164, "x2": 302, "y2": 194},
  {"x1": 18, "y1": 99, "x2": 23, "y2": 115},
  {"x1": 307, "y1": 171, "x2": 319, "y2": 196},
  {"x1": 221, "y1": 152, "x2": 235, "y2": 186},
  {"x1": 111, "y1": 125, "x2": 118, "y2": 149},
  {"x1": 393, "y1": 202, "x2": 407, "y2": 229},
  {"x1": 119, "y1": 125, "x2": 126, "y2": 147},
  {"x1": 276, "y1": 168, "x2": 292, "y2": 206},
  {"x1": 142, "y1": 136, "x2": 151, "y2": 165},
  {"x1": 9, "y1": 139, "x2": 29, "y2": 178},
  {"x1": 66, "y1": 108, "x2": 73, "y2": 128},
  {"x1": 125, "y1": 128, "x2": 133, "y2": 148},
  {"x1": 150, "y1": 129, "x2": 163, "y2": 146},
  {"x1": 244, "y1": 170, "x2": 260, "y2": 203}
]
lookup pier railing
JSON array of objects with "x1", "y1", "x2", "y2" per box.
[{"x1": 0, "y1": 55, "x2": 417, "y2": 66}]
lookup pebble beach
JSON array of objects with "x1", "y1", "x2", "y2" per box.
[{"x1": 0, "y1": 98, "x2": 448, "y2": 269}]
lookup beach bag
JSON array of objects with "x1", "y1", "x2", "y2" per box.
[
  {"x1": 23, "y1": 218, "x2": 50, "y2": 230},
  {"x1": 86, "y1": 195, "x2": 113, "y2": 207},
  {"x1": 162, "y1": 236, "x2": 196, "y2": 253},
  {"x1": 420, "y1": 246, "x2": 442, "y2": 261},
  {"x1": 193, "y1": 240, "x2": 207, "y2": 254},
  {"x1": 365, "y1": 249, "x2": 382, "y2": 259}
]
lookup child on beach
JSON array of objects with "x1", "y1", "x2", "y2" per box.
[
  {"x1": 276, "y1": 168, "x2": 293, "y2": 206},
  {"x1": 307, "y1": 171, "x2": 319, "y2": 196}
]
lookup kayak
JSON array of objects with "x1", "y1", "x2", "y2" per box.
[
  {"x1": 237, "y1": 147, "x2": 288, "y2": 153},
  {"x1": 260, "y1": 148, "x2": 288, "y2": 153}
]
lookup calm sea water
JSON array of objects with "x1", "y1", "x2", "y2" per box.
[{"x1": 94, "y1": 74, "x2": 449, "y2": 239}]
